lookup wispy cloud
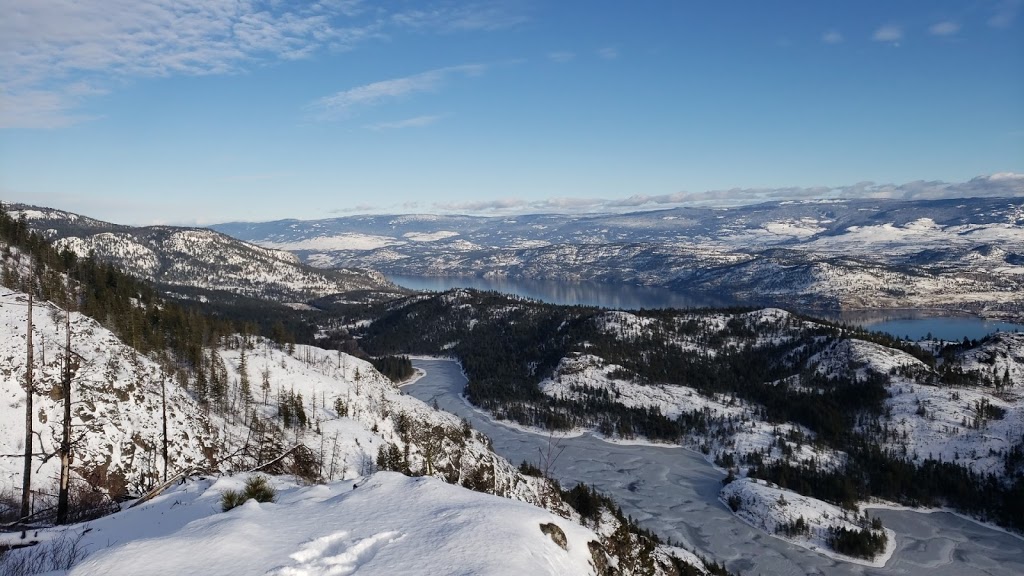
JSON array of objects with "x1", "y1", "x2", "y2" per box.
[
  {"x1": 417, "y1": 174, "x2": 1024, "y2": 215},
  {"x1": 989, "y1": 0, "x2": 1022, "y2": 28},
  {"x1": 872, "y1": 25, "x2": 903, "y2": 43},
  {"x1": 821, "y1": 30, "x2": 844, "y2": 44},
  {"x1": 433, "y1": 198, "x2": 529, "y2": 212},
  {"x1": 929, "y1": 21, "x2": 960, "y2": 36},
  {"x1": 0, "y1": 1, "x2": 525, "y2": 130},
  {"x1": 597, "y1": 46, "x2": 619, "y2": 60},
  {"x1": 330, "y1": 203, "x2": 379, "y2": 214},
  {"x1": 369, "y1": 114, "x2": 444, "y2": 130},
  {"x1": 308, "y1": 64, "x2": 485, "y2": 120},
  {"x1": 391, "y1": 2, "x2": 528, "y2": 32},
  {"x1": 547, "y1": 51, "x2": 575, "y2": 63}
]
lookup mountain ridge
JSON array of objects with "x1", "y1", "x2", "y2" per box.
[
  {"x1": 8, "y1": 204, "x2": 401, "y2": 305},
  {"x1": 208, "y1": 196, "x2": 1024, "y2": 319}
]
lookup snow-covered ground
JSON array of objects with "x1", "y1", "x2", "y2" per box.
[
  {"x1": 0, "y1": 293, "x2": 217, "y2": 496},
  {"x1": 1, "y1": 472, "x2": 606, "y2": 576}
]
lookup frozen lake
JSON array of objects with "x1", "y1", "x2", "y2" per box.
[{"x1": 406, "y1": 358, "x2": 1024, "y2": 576}]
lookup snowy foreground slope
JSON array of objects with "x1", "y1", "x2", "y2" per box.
[
  {"x1": 1, "y1": 287, "x2": 716, "y2": 574},
  {"x1": 25, "y1": 473, "x2": 605, "y2": 576}
]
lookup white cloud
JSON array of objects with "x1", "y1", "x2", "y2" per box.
[
  {"x1": 427, "y1": 174, "x2": 1024, "y2": 215},
  {"x1": 369, "y1": 114, "x2": 443, "y2": 130},
  {"x1": 597, "y1": 46, "x2": 619, "y2": 60},
  {"x1": 872, "y1": 25, "x2": 903, "y2": 42},
  {"x1": 0, "y1": 0, "x2": 524, "y2": 129},
  {"x1": 389, "y1": 2, "x2": 528, "y2": 32},
  {"x1": 308, "y1": 64, "x2": 485, "y2": 119},
  {"x1": 821, "y1": 30, "x2": 844, "y2": 44},
  {"x1": 989, "y1": 0, "x2": 1022, "y2": 28},
  {"x1": 929, "y1": 21, "x2": 960, "y2": 36},
  {"x1": 391, "y1": 2, "x2": 528, "y2": 32},
  {"x1": 434, "y1": 198, "x2": 529, "y2": 212},
  {"x1": 547, "y1": 51, "x2": 575, "y2": 63}
]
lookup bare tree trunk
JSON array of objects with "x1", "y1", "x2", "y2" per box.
[
  {"x1": 21, "y1": 291, "x2": 34, "y2": 520},
  {"x1": 57, "y1": 301, "x2": 72, "y2": 523},
  {"x1": 162, "y1": 377, "x2": 168, "y2": 483}
]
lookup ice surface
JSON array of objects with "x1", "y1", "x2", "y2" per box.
[{"x1": 406, "y1": 358, "x2": 1024, "y2": 576}]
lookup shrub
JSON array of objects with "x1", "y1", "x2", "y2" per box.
[
  {"x1": 0, "y1": 531, "x2": 88, "y2": 576},
  {"x1": 221, "y1": 475, "x2": 277, "y2": 512}
]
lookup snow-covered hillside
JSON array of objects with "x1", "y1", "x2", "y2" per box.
[
  {"x1": 0, "y1": 285, "x2": 544, "y2": 508},
  {"x1": 4, "y1": 473, "x2": 611, "y2": 576},
  {"x1": 10, "y1": 205, "x2": 397, "y2": 303},
  {"x1": 540, "y1": 353, "x2": 847, "y2": 472},
  {"x1": 721, "y1": 478, "x2": 895, "y2": 566},
  {"x1": 0, "y1": 292, "x2": 217, "y2": 497},
  {"x1": 1, "y1": 286, "x2": 717, "y2": 574},
  {"x1": 958, "y1": 333, "x2": 1024, "y2": 386},
  {"x1": 805, "y1": 337, "x2": 1024, "y2": 476},
  {"x1": 211, "y1": 195, "x2": 1024, "y2": 319}
]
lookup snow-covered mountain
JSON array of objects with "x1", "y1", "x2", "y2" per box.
[
  {"x1": 9, "y1": 205, "x2": 399, "y2": 304},
  {"x1": 211, "y1": 196, "x2": 1024, "y2": 318}
]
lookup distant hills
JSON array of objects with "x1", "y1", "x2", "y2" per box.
[
  {"x1": 211, "y1": 196, "x2": 1024, "y2": 319},
  {"x1": 10, "y1": 205, "x2": 401, "y2": 304}
]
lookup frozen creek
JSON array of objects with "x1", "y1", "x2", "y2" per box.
[{"x1": 407, "y1": 358, "x2": 1024, "y2": 576}]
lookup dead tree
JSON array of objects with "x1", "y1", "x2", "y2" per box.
[
  {"x1": 21, "y1": 291, "x2": 34, "y2": 520},
  {"x1": 57, "y1": 293, "x2": 76, "y2": 524}
]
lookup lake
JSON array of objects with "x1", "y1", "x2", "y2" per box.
[
  {"x1": 389, "y1": 275, "x2": 1024, "y2": 341},
  {"x1": 406, "y1": 358, "x2": 1024, "y2": 576}
]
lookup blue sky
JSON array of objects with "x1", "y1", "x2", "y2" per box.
[{"x1": 1, "y1": 0, "x2": 1022, "y2": 225}]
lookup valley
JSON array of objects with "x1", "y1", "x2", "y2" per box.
[
  {"x1": 5, "y1": 2, "x2": 1022, "y2": 573},
  {"x1": 2, "y1": 199, "x2": 1023, "y2": 575}
]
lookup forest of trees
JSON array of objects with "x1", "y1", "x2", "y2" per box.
[{"x1": 369, "y1": 355, "x2": 414, "y2": 383}]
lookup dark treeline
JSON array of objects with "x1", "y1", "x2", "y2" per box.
[
  {"x1": 370, "y1": 355, "x2": 414, "y2": 383},
  {"x1": 359, "y1": 289, "x2": 1024, "y2": 532},
  {"x1": 752, "y1": 444, "x2": 1024, "y2": 531}
]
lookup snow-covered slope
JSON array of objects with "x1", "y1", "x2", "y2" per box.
[
  {"x1": 0, "y1": 292, "x2": 217, "y2": 496},
  {"x1": 13, "y1": 473, "x2": 606, "y2": 576},
  {"x1": 806, "y1": 337, "x2": 1024, "y2": 476},
  {"x1": 10, "y1": 205, "x2": 397, "y2": 303},
  {"x1": 721, "y1": 478, "x2": 895, "y2": 566},
  {"x1": 958, "y1": 332, "x2": 1024, "y2": 386},
  {"x1": 1, "y1": 283, "x2": 716, "y2": 574}
]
